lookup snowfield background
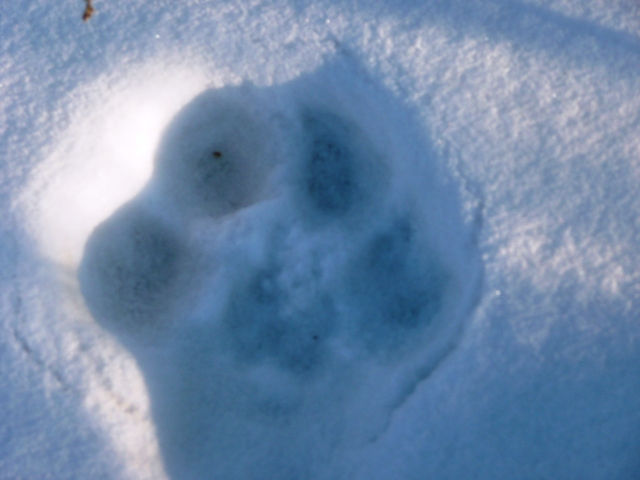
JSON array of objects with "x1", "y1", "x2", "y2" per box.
[{"x1": 1, "y1": 0, "x2": 639, "y2": 479}]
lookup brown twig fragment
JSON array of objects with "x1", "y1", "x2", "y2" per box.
[{"x1": 83, "y1": 0, "x2": 95, "y2": 22}]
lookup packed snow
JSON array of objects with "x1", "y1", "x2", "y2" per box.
[{"x1": 1, "y1": 0, "x2": 639, "y2": 479}]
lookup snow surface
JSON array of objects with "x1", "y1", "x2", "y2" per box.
[{"x1": 2, "y1": 0, "x2": 640, "y2": 479}]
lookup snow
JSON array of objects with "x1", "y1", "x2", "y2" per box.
[{"x1": 2, "y1": 0, "x2": 640, "y2": 479}]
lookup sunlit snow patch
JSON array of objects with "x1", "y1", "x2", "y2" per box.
[
  {"x1": 78, "y1": 61, "x2": 483, "y2": 479},
  {"x1": 20, "y1": 64, "x2": 210, "y2": 268}
]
